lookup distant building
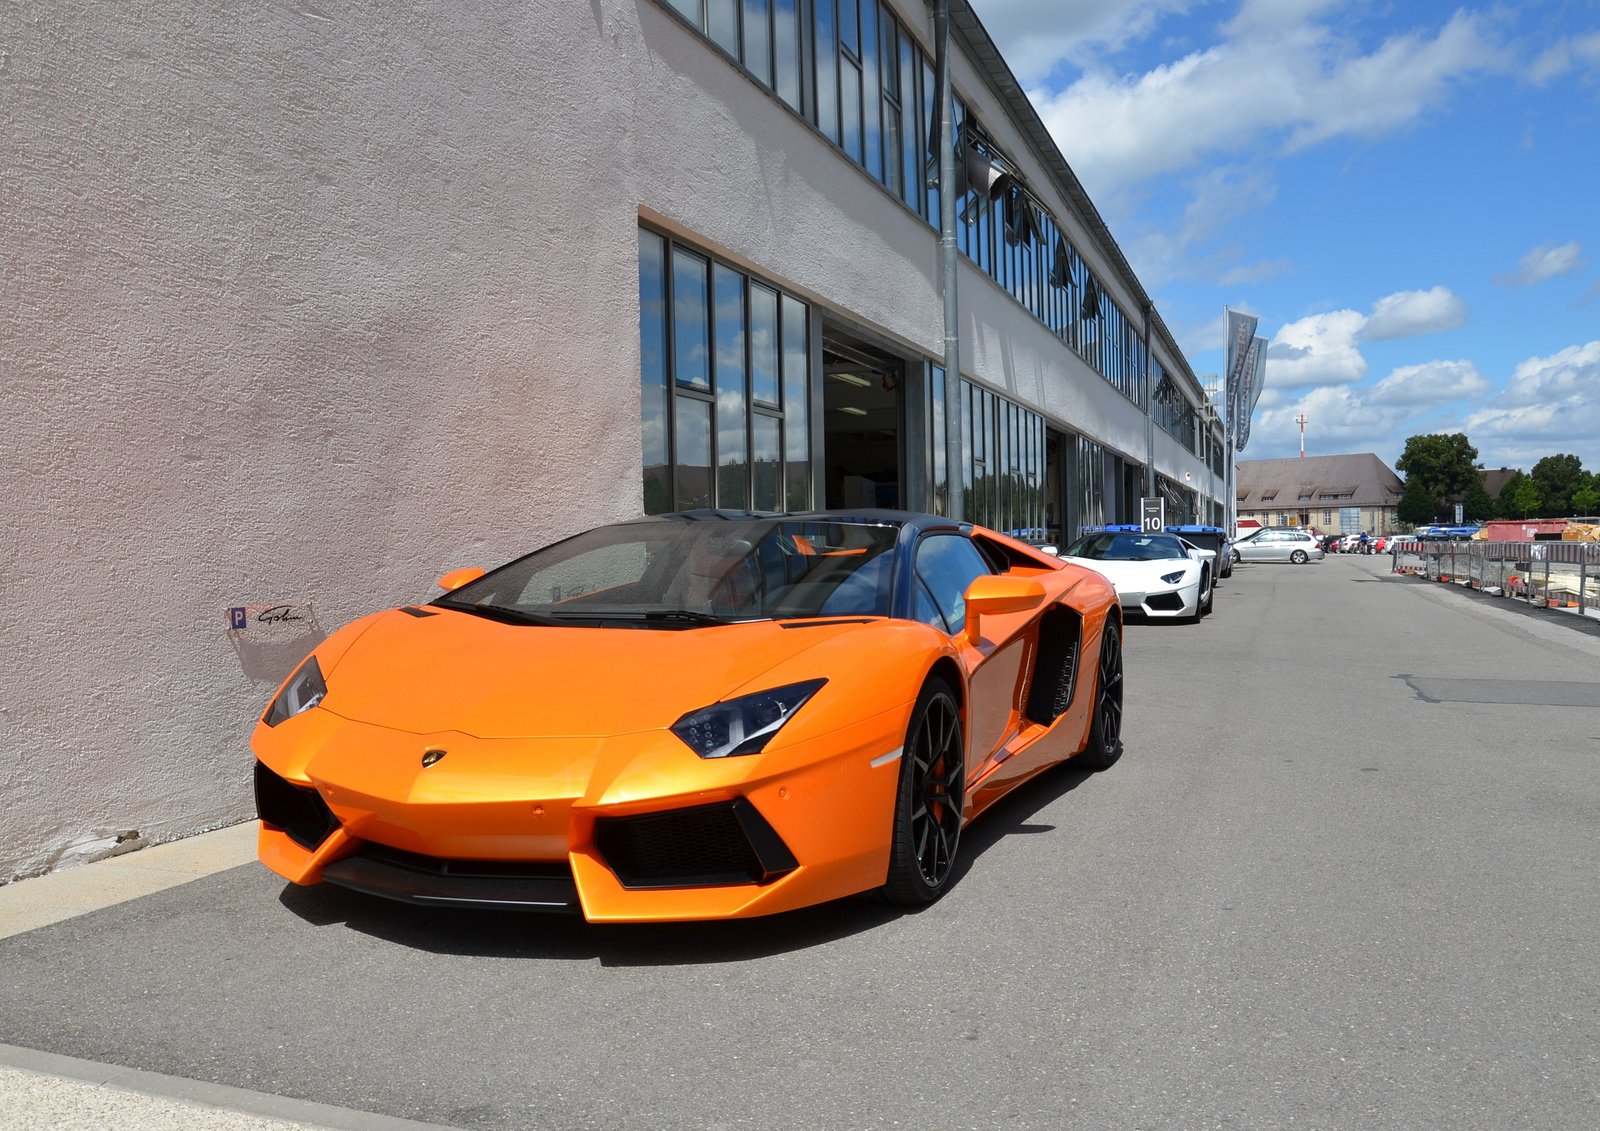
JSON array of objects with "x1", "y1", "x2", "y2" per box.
[
  {"x1": 1478, "y1": 467, "x2": 1519, "y2": 502},
  {"x1": 1236, "y1": 453, "x2": 1405, "y2": 534}
]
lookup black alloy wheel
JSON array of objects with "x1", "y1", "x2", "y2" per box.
[
  {"x1": 882, "y1": 678, "x2": 965, "y2": 905},
  {"x1": 1290, "y1": 549, "x2": 1309, "y2": 564},
  {"x1": 1080, "y1": 620, "x2": 1124, "y2": 771}
]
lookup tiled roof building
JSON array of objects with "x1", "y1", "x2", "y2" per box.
[{"x1": 1237, "y1": 453, "x2": 1404, "y2": 534}]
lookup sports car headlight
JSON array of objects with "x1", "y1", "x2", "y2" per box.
[
  {"x1": 1161, "y1": 570, "x2": 1187, "y2": 584},
  {"x1": 263, "y1": 656, "x2": 327, "y2": 727},
  {"x1": 671, "y1": 679, "x2": 827, "y2": 759}
]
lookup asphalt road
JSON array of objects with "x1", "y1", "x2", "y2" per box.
[{"x1": 3, "y1": 553, "x2": 1598, "y2": 1130}]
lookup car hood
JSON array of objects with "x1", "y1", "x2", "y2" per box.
[{"x1": 317, "y1": 606, "x2": 869, "y2": 738}]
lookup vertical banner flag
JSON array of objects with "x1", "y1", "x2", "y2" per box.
[
  {"x1": 1223, "y1": 309, "x2": 1258, "y2": 444},
  {"x1": 1234, "y1": 335, "x2": 1263, "y2": 451},
  {"x1": 1239, "y1": 335, "x2": 1269, "y2": 450}
]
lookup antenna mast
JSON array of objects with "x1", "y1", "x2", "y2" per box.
[{"x1": 1295, "y1": 413, "x2": 1308, "y2": 458}]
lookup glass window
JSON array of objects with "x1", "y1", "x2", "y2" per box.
[
  {"x1": 930, "y1": 365, "x2": 947, "y2": 514},
  {"x1": 781, "y1": 295, "x2": 811, "y2": 510},
  {"x1": 914, "y1": 534, "x2": 992, "y2": 635},
  {"x1": 742, "y1": 0, "x2": 772, "y2": 86},
  {"x1": 667, "y1": 0, "x2": 705, "y2": 24},
  {"x1": 707, "y1": 0, "x2": 738, "y2": 54},
  {"x1": 838, "y1": 0, "x2": 859, "y2": 56},
  {"x1": 641, "y1": 229, "x2": 813, "y2": 517},
  {"x1": 898, "y1": 31, "x2": 919, "y2": 210},
  {"x1": 922, "y1": 56, "x2": 938, "y2": 221},
  {"x1": 672, "y1": 249, "x2": 710, "y2": 392},
  {"x1": 860, "y1": 0, "x2": 881, "y2": 180},
  {"x1": 752, "y1": 413, "x2": 782, "y2": 511},
  {"x1": 714, "y1": 265, "x2": 749, "y2": 508},
  {"x1": 750, "y1": 283, "x2": 779, "y2": 406},
  {"x1": 640, "y1": 230, "x2": 671, "y2": 515},
  {"x1": 773, "y1": 0, "x2": 801, "y2": 110},
  {"x1": 840, "y1": 57, "x2": 863, "y2": 163},
  {"x1": 815, "y1": 0, "x2": 840, "y2": 143},
  {"x1": 675, "y1": 396, "x2": 713, "y2": 510},
  {"x1": 913, "y1": 577, "x2": 947, "y2": 632}
]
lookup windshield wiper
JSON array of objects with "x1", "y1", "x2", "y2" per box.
[{"x1": 640, "y1": 608, "x2": 742, "y2": 627}]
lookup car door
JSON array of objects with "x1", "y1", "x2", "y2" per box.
[
  {"x1": 911, "y1": 534, "x2": 1031, "y2": 787},
  {"x1": 1250, "y1": 531, "x2": 1289, "y2": 561}
]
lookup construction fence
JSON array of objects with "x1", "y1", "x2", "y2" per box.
[{"x1": 1391, "y1": 540, "x2": 1600, "y2": 619}]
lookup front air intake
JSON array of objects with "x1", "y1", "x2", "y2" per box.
[
  {"x1": 253, "y1": 761, "x2": 339, "y2": 851},
  {"x1": 593, "y1": 799, "x2": 798, "y2": 889}
]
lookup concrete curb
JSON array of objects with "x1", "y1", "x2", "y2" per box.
[
  {"x1": 0, "y1": 822, "x2": 260, "y2": 941},
  {"x1": 0, "y1": 1044, "x2": 465, "y2": 1131}
]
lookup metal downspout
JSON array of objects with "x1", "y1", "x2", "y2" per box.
[
  {"x1": 936, "y1": 0, "x2": 962, "y2": 521},
  {"x1": 1142, "y1": 303, "x2": 1154, "y2": 503}
]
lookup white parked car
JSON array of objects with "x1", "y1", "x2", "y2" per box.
[
  {"x1": 1234, "y1": 528, "x2": 1325, "y2": 564},
  {"x1": 1059, "y1": 530, "x2": 1212, "y2": 622}
]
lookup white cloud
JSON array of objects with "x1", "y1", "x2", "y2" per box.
[
  {"x1": 1497, "y1": 241, "x2": 1586, "y2": 286},
  {"x1": 1248, "y1": 384, "x2": 1392, "y2": 457},
  {"x1": 1497, "y1": 341, "x2": 1600, "y2": 406},
  {"x1": 1263, "y1": 309, "x2": 1368, "y2": 388},
  {"x1": 1365, "y1": 360, "x2": 1489, "y2": 406},
  {"x1": 1218, "y1": 259, "x2": 1293, "y2": 286},
  {"x1": 968, "y1": 0, "x2": 1190, "y2": 85},
  {"x1": 1464, "y1": 342, "x2": 1600, "y2": 466},
  {"x1": 1025, "y1": 9, "x2": 1503, "y2": 196},
  {"x1": 1529, "y1": 32, "x2": 1600, "y2": 85},
  {"x1": 1253, "y1": 287, "x2": 1470, "y2": 395},
  {"x1": 1360, "y1": 286, "x2": 1467, "y2": 340}
]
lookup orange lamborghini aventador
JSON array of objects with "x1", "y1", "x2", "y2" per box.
[{"x1": 252, "y1": 510, "x2": 1124, "y2": 922}]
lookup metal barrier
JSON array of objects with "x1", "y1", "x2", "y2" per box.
[{"x1": 1391, "y1": 540, "x2": 1600, "y2": 618}]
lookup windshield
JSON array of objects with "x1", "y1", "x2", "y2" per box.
[
  {"x1": 1063, "y1": 532, "x2": 1188, "y2": 562},
  {"x1": 436, "y1": 518, "x2": 902, "y2": 626}
]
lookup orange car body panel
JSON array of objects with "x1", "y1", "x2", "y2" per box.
[{"x1": 252, "y1": 525, "x2": 1119, "y2": 921}]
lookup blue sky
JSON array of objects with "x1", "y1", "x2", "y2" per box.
[{"x1": 968, "y1": 0, "x2": 1600, "y2": 474}]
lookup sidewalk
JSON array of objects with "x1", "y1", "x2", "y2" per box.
[{"x1": 0, "y1": 825, "x2": 460, "y2": 1131}]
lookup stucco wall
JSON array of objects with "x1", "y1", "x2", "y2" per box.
[
  {"x1": 1, "y1": 0, "x2": 1197, "y2": 880},
  {"x1": 3, "y1": 1, "x2": 647, "y2": 879}
]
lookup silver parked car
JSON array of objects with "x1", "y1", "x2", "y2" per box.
[{"x1": 1234, "y1": 528, "x2": 1325, "y2": 564}]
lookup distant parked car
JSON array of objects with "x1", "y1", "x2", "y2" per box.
[{"x1": 1234, "y1": 528, "x2": 1325, "y2": 564}]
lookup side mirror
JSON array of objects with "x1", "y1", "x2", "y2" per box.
[
  {"x1": 963, "y1": 575, "x2": 1046, "y2": 646},
  {"x1": 1039, "y1": 544, "x2": 1060, "y2": 557},
  {"x1": 436, "y1": 566, "x2": 486, "y2": 592}
]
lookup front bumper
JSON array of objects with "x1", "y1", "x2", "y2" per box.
[
  {"x1": 252, "y1": 703, "x2": 906, "y2": 922},
  {"x1": 1116, "y1": 579, "x2": 1201, "y2": 618}
]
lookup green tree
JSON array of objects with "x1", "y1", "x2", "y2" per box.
[
  {"x1": 1530, "y1": 453, "x2": 1585, "y2": 516},
  {"x1": 1461, "y1": 476, "x2": 1495, "y2": 522},
  {"x1": 1497, "y1": 471, "x2": 1542, "y2": 519},
  {"x1": 1572, "y1": 473, "x2": 1600, "y2": 517},
  {"x1": 1398, "y1": 476, "x2": 1437, "y2": 524},
  {"x1": 1396, "y1": 433, "x2": 1479, "y2": 515}
]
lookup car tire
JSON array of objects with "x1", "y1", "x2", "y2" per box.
[
  {"x1": 1230, "y1": 549, "x2": 1241, "y2": 567},
  {"x1": 1199, "y1": 568, "x2": 1213, "y2": 617},
  {"x1": 1079, "y1": 620, "x2": 1124, "y2": 772},
  {"x1": 881, "y1": 677, "x2": 965, "y2": 905},
  {"x1": 1290, "y1": 550, "x2": 1309, "y2": 564}
]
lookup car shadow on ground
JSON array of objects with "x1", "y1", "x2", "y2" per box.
[{"x1": 274, "y1": 756, "x2": 1102, "y2": 965}]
